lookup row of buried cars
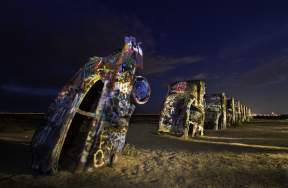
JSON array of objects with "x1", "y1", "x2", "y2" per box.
[
  {"x1": 158, "y1": 80, "x2": 252, "y2": 139},
  {"x1": 30, "y1": 37, "x2": 252, "y2": 174}
]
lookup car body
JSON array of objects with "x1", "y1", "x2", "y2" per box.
[
  {"x1": 31, "y1": 36, "x2": 151, "y2": 174},
  {"x1": 204, "y1": 93, "x2": 227, "y2": 130},
  {"x1": 158, "y1": 80, "x2": 206, "y2": 138},
  {"x1": 226, "y1": 97, "x2": 236, "y2": 127}
]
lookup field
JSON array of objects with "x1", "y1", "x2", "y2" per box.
[{"x1": 0, "y1": 114, "x2": 288, "y2": 188}]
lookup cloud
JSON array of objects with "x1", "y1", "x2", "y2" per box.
[
  {"x1": 143, "y1": 55, "x2": 203, "y2": 75},
  {"x1": 217, "y1": 23, "x2": 288, "y2": 61},
  {"x1": 192, "y1": 73, "x2": 207, "y2": 80},
  {"x1": 0, "y1": 84, "x2": 57, "y2": 96},
  {"x1": 239, "y1": 56, "x2": 288, "y2": 87}
]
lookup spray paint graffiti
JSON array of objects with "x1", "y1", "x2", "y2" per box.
[
  {"x1": 31, "y1": 36, "x2": 150, "y2": 174},
  {"x1": 204, "y1": 93, "x2": 227, "y2": 130},
  {"x1": 158, "y1": 80, "x2": 206, "y2": 138},
  {"x1": 226, "y1": 97, "x2": 236, "y2": 127}
]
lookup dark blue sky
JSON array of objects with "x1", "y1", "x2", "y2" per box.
[{"x1": 1, "y1": 0, "x2": 288, "y2": 114}]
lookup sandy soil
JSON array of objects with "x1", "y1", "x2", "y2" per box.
[{"x1": 0, "y1": 117, "x2": 288, "y2": 188}]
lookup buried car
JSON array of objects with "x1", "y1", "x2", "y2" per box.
[
  {"x1": 31, "y1": 36, "x2": 151, "y2": 174},
  {"x1": 204, "y1": 93, "x2": 227, "y2": 130},
  {"x1": 234, "y1": 100, "x2": 242, "y2": 125},
  {"x1": 158, "y1": 80, "x2": 206, "y2": 138},
  {"x1": 226, "y1": 97, "x2": 236, "y2": 127}
]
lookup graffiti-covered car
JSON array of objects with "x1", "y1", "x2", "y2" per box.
[
  {"x1": 234, "y1": 100, "x2": 241, "y2": 125},
  {"x1": 31, "y1": 36, "x2": 151, "y2": 174},
  {"x1": 226, "y1": 97, "x2": 236, "y2": 127},
  {"x1": 241, "y1": 104, "x2": 247, "y2": 122},
  {"x1": 158, "y1": 80, "x2": 205, "y2": 138},
  {"x1": 204, "y1": 93, "x2": 227, "y2": 130},
  {"x1": 247, "y1": 107, "x2": 252, "y2": 122}
]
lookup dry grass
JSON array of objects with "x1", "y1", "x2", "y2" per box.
[{"x1": 122, "y1": 143, "x2": 139, "y2": 157}]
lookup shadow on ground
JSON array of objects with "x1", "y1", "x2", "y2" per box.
[
  {"x1": 126, "y1": 120, "x2": 288, "y2": 154},
  {"x1": 0, "y1": 140, "x2": 31, "y2": 175}
]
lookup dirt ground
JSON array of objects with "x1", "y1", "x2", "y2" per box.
[{"x1": 0, "y1": 116, "x2": 288, "y2": 188}]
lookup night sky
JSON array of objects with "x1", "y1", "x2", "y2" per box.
[{"x1": 1, "y1": 1, "x2": 288, "y2": 114}]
